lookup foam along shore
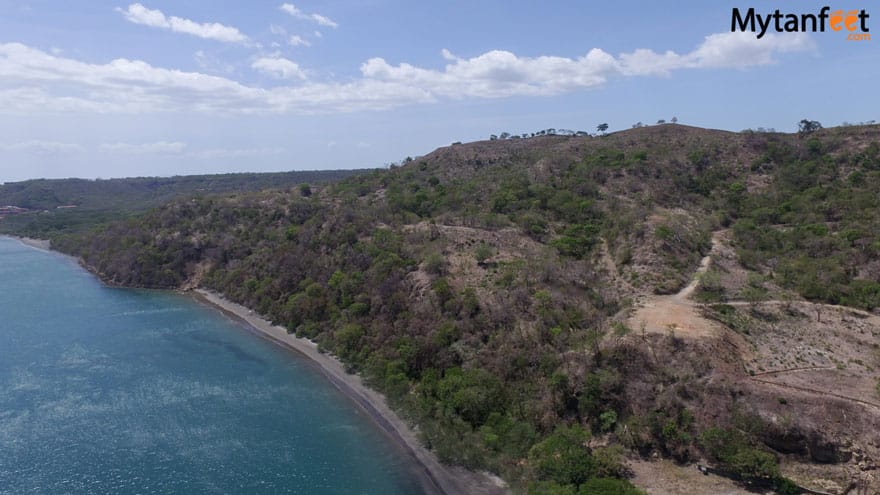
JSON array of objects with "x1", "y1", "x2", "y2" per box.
[
  {"x1": 192, "y1": 289, "x2": 508, "y2": 495},
  {"x1": 14, "y1": 236, "x2": 51, "y2": 250}
]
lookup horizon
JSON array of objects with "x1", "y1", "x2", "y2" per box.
[
  {"x1": 2, "y1": 120, "x2": 876, "y2": 184},
  {"x1": 1, "y1": 1, "x2": 878, "y2": 182}
]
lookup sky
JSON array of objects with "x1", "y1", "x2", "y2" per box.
[{"x1": 0, "y1": 0, "x2": 877, "y2": 182}]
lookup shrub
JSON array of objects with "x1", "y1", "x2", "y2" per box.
[
  {"x1": 599, "y1": 410, "x2": 618, "y2": 432},
  {"x1": 577, "y1": 478, "x2": 645, "y2": 495},
  {"x1": 528, "y1": 425, "x2": 595, "y2": 486},
  {"x1": 436, "y1": 367, "x2": 505, "y2": 426},
  {"x1": 423, "y1": 252, "x2": 447, "y2": 275},
  {"x1": 475, "y1": 243, "x2": 494, "y2": 263},
  {"x1": 552, "y1": 223, "x2": 600, "y2": 258},
  {"x1": 592, "y1": 445, "x2": 628, "y2": 478},
  {"x1": 699, "y1": 427, "x2": 781, "y2": 480}
]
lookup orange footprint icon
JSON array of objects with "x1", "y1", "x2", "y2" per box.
[
  {"x1": 830, "y1": 9, "x2": 844, "y2": 31},
  {"x1": 845, "y1": 10, "x2": 860, "y2": 31}
]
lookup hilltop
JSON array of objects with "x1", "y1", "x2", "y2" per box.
[{"x1": 10, "y1": 123, "x2": 880, "y2": 494}]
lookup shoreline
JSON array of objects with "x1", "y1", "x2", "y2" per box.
[
  {"x1": 192, "y1": 289, "x2": 507, "y2": 495},
  {"x1": 10, "y1": 235, "x2": 51, "y2": 251}
]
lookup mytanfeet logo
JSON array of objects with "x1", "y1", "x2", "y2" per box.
[{"x1": 732, "y1": 6, "x2": 870, "y2": 41}]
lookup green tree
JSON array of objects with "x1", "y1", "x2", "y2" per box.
[
  {"x1": 577, "y1": 478, "x2": 645, "y2": 495},
  {"x1": 529, "y1": 425, "x2": 595, "y2": 486},
  {"x1": 798, "y1": 119, "x2": 822, "y2": 135},
  {"x1": 597, "y1": 123, "x2": 609, "y2": 135}
]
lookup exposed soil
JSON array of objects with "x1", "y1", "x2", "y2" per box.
[
  {"x1": 627, "y1": 232, "x2": 723, "y2": 339},
  {"x1": 623, "y1": 230, "x2": 880, "y2": 494}
]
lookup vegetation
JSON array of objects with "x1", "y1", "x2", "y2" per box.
[
  {"x1": 7, "y1": 123, "x2": 880, "y2": 492},
  {"x1": 0, "y1": 170, "x2": 368, "y2": 238},
  {"x1": 730, "y1": 131, "x2": 880, "y2": 310},
  {"x1": 699, "y1": 425, "x2": 798, "y2": 493}
]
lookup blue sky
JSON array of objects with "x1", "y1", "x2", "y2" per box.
[{"x1": 0, "y1": 0, "x2": 877, "y2": 182}]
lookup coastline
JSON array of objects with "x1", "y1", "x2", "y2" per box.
[
  {"x1": 12, "y1": 236, "x2": 51, "y2": 251},
  {"x1": 192, "y1": 288, "x2": 508, "y2": 495},
  {"x1": 2, "y1": 232, "x2": 508, "y2": 493}
]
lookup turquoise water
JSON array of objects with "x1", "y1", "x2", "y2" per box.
[{"x1": 0, "y1": 237, "x2": 424, "y2": 494}]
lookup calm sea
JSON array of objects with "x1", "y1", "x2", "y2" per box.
[{"x1": 0, "y1": 237, "x2": 423, "y2": 494}]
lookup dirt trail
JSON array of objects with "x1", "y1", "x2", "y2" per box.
[
  {"x1": 750, "y1": 377, "x2": 880, "y2": 410},
  {"x1": 675, "y1": 238, "x2": 716, "y2": 301},
  {"x1": 627, "y1": 233, "x2": 722, "y2": 338}
]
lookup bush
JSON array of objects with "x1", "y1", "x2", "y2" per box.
[
  {"x1": 436, "y1": 367, "x2": 506, "y2": 426},
  {"x1": 475, "y1": 243, "x2": 494, "y2": 263},
  {"x1": 577, "y1": 478, "x2": 645, "y2": 495},
  {"x1": 528, "y1": 482, "x2": 577, "y2": 495},
  {"x1": 552, "y1": 223, "x2": 600, "y2": 258},
  {"x1": 699, "y1": 427, "x2": 780, "y2": 480},
  {"x1": 528, "y1": 425, "x2": 595, "y2": 486},
  {"x1": 592, "y1": 445, "x2": 628, "y2": 478},
  {"x1": 423, "y1": 252, "x2": 447, "y2": 275},
  {"x1": 599, "y1": 410, "x2": 618, "y2": 432},
  {"x1": 728, "y1": 448, "x2": 780, "y2": 479}
]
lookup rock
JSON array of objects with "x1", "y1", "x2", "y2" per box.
[
  {"x1": 808, "y1": 432, "x2": 851, "y2": 463},
  {"x1": 762, "y1": 425, "x2": 808, "y2": 455}
]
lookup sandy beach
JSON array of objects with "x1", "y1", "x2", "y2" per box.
[
  {"x1": 192, "y1": 289, "x2": 508, "y2": 495},
  {"x1": 14, "y1": 236, "x2": 51, "y2": 250}
]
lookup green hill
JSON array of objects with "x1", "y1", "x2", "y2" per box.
[
  {"x1": 0, "y1": 169, "x2": 370, "y2": 237},
  {"x1": 19, "y1": 124, "x2": 880, "y2": 493}
]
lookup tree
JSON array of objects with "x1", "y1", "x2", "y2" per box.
[
  {"x1": 500, "y1": 132, "x2": 511, "y2": 139},
  {"x1": 529, "y1": 425, "x2": 595, "y2": 486},
  {"x1": 670, "y1": 116, "x2": 678, "y2": 124},
  {"x1": 298, "y1": 183, "x2": 312, "y2": 197},
  {"x1": 657, "y1": 119, "x2": 666, "y2": 125},
  {"x1": 798, "y1": 119, "x2": 822, "y2": 135},
  {"x1": 597, "y1": 123, "x2": 609, "y2": 135}
]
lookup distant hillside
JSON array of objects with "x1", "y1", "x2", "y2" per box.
[
  {"x1": 0, "y1": 169, "x2": 371, "y2": 237},
  {"x1": 33, "y1": 124, "x2": 880, "y2": 493}
]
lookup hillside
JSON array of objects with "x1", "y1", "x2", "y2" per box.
[
  {"x1": 30, "y1": 124, "x2": 880, "y2": 493},
  {"x1": 0, "y1": 169, "x2": 369, "y2": 237}
]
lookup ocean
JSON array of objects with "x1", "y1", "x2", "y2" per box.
[{"x1": 0, "y1": 237, "x2": 423, "y2": 494}]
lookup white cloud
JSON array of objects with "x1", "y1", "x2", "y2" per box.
[
  {"x1": 279, "y1": 3, "x2": 338, "y2": 28},
  {"x1": 117, "y1": 3, "x2": 249, "y2": 44},
  {"x1": 689, "y1": 32, "x2": 814, "y2": 68},
  {"x1": 311, "y1": 14, "x2": 337, "y2": 28},
  {"x1": 98, "y1": 141, "x2": 187, "y2": 154},
  {"x1": 289, "y1": 35, "x2": 311, "y2": 47},
  {"x1": 361, "y1": 48, "x2": 620, "y2": 98},
  {"x1": 0, "y1": 33, "x2": 813, "y2": 116},
  {"x1": 618, "y1": 32, "x2": 815, "y2": 76},
  {"x1": 252, "y1": 56, "x2": 307, "y2": 80},
  {"x1": 364, "y1": 33, "x2": 813, "y2": 98},
  {"x1": 0, "y1": 140, "x2": 84, "y2": 155}
]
